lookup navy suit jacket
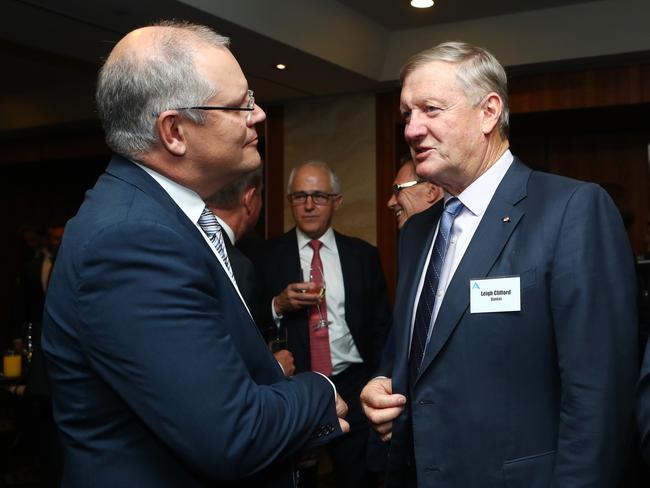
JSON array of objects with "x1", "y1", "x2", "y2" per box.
[
  {"x1": 255, "y1": 228, "x2": 391, "y2": 376},
  {"x1": 42, "y1": 156, "x2": 341, "y2": 488},
  {"x1": 638, "y1": 340, "x2": 650, "y2": 465},
  {"x1": 383, "y1": 158, "x2": 638, "y2": 487}
]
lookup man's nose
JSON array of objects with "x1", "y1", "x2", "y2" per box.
[
  {"x1": 404, "y1": 113, "x2": 427, "y2": 142},
  {"x1": 304, "y1": 195, "x2": 316, "y2": 210},
  {"x1": 387, "y1": 194, "x2": 397, "y2": 209}
]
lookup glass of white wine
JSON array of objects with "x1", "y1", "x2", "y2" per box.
[{"x1": 301, "y1": 265, "x2": 327, "y2": 329}]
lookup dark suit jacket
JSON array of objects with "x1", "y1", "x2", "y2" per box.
[
  {"x1": 638, "y1": 336, "x2": 650, "y2": 465},
  {"x1": 16, "y1": 251, "x2": 51, "y2": 395},
  {"x1": 256, "y1": 228, "x2": 391, "y2": 376},
  {"x1": 16, "y1": 251, "x2": 47, "y2": 326},
  {"x1": 42, "y1": 155, "x2": 341, "y2": 488},
  {"x1": 221, "y1": 229, "x2": 266, "y2": 335},
  {"x1": 382, "y1": 158, "x2": 638, "y2": 487}
]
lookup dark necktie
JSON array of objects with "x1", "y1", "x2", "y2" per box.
[
  {"x1": 308, "y1": 240, "x2": 332, "y2": 376},
  {"x1": 409, "y1": 197, "x2": 464, "y2": 383}
]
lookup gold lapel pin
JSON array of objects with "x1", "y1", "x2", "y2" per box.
[{"x1": 502, "y1": 216, "x2": 510, "y2": 223}]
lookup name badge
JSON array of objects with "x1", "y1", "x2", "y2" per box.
[{"x1": 470, "y1": 276, "x2": 521, "y2": 313}]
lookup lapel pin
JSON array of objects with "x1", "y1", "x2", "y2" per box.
[{"x1": 502, "y1": 216, "x2": 510, "y2": 223}]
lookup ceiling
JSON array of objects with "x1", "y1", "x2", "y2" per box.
[
  {"x1": 337, "y1": 0, "x2": 598, "y2": 29},
  {"x1": 0, "y1": 0, "x2": 647, "y2": 138}
]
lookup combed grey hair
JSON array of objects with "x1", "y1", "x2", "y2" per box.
[
  {"x1": 206, "y1": 166, "x2": 263, "y2": 210},
  {"x1": 96, "y1": 20, "x2": 230, "y2": 158},
  {"x1": 400, "y1": 41, "x2": 509, "y2": 138},
  {"x1": 287, "y1": 161, "x2": 341, "y2": 194}
]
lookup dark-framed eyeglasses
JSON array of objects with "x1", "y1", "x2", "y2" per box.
[
  {"x1": 159, "y1": 89, "x2": 255, "y2": 122},
  {"x1": 287, "y1": 191, "x2": 339, "y2": 206},
  {"x1": 392, "y1": 180, "x2": 425, "y2": 197}
]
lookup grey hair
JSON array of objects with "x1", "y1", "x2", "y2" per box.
[
  {"x1": 287, "y1": 161, "x2": 341, "y2": 194},
  {"x1": 206, "y1": 166, "x2": 263, "y2": 210},
  {"x1": 400, "y1": 41, "x2": 509, "y2": 138},
  {"x1": 96, "y1": 20, "x2": 230, "y2": 158}
]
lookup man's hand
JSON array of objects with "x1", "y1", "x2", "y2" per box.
[
  {"x1": 273, "y1": 349, "x2": 295, "y2": 377},
  {"x1": 336, "y1": 393, "x2": 350, "y2": 433},
  {"x1": 360, "y1": 377, "x2": 406, "y2": 442},
  {"x1": 273, "y1": 282, "x2": 321, "y2": 315}
]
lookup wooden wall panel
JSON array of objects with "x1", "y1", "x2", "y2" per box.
[
  {"x1": 510, "y1": 65, "x2": 649, "y2": 113},
  {"x1": 376, "y1": 91, "x2": 401, "y2": 305},
  {"x1": 264, "y1": 105, "x2": 285, "y2": 239}
]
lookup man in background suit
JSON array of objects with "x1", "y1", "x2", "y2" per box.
[
  {"x1": 42, "y1": 20, "x2": 348, "y2": 488},
  {"x1": 207, "y1": 167, "x2": 295, "y2": 376},
  {"x1": 17, "y1": 223, "x2": 64, "y2": 329},
  {"x1": 387, "y1": 157, "x2": 442, "y2": 230},
  {"x1": 361, "y1": 41, "x2": 638, "y2": 487},
  {"x1": 256, "y1": 161, "x2": 391, "y2": 487}
]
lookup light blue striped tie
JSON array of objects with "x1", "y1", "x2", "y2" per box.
[{"x1": 198, "y1": 206, "x2": 234, "y2": 280}]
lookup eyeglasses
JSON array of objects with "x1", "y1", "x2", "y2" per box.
[
  {"x1": 392, "y1": 180, "x2": 425, "y2": 196},
  {"x1": 161, "y1": 90, "x2": 255, "y2": 122},
  {"x1": 287, "y1": 191, "x2": 339, "y2": 206}
]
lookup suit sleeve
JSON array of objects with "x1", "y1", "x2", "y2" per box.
[
  {"x1": 75, "y1": 220, "x2": 340, "y2": 481},
  {"x1": 638, "y1": 342, "x2": 650, "y2": 465},
  {"x1": 367, "y1": 246, "x2": 392, "y2": 373},
  {"x1": 550, "y1": 184, "x2": 638, "y2": 486}
]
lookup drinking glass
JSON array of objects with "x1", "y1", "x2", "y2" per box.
[{"x1": 301, "y1": 265, "x2": 327, "y2": 329}]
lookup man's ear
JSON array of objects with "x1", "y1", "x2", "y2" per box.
[
  {"x1": 242, "y1": 187, "x2": 257, "y2": 213},
  {"x1": 480, "y1": 93, "x2": 502, "y2": 135},
  {"x1": 425, "y1": 184, "x2": 440, "y2": 204},
  {"x1": 156, "y1": 111, "x2": 187, "y2": 157},
  {"x1": 332, "y1": 194, "x2": 343, "y2": 211}
]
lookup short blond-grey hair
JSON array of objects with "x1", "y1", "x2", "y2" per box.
[{"x1": 401, "y1": 41, "x2": 509, "y2": 138}]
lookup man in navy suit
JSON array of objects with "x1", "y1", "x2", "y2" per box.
[
  {"x1": 256, "y1": 161, "x2": 391, "y2": 487},
  {"x1": 361, "y1": 41, "x2": 638, "y2": 487},
  {"x1": 42, "y1": 21, "x2": 348, "y2": 488}
]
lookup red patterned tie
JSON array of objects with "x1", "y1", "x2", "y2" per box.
[{"x1": 308, "y1": 240, "x2": 332, "y2": 376}]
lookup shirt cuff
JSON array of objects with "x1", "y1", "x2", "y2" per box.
[{"x1": 271, "y1": 297, "x2": 283, "y2": 325}]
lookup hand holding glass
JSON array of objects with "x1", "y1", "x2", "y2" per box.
[{"x1": 301, "y1": 265, "x2": 327, "y2": 329}]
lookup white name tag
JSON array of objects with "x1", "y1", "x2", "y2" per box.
[{"x1": 470, "y1": 276, "x2": 521, "y2": 313}]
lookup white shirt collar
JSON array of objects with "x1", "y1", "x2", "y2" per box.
[
  {"x1": 215, "y1": 216, "x2": 236, "y2": 245},
  {"x1": 449, "y1": 149, "x2": 514, "y2": 216},
  {"x1": 296, "y1": 226, "x2": 336, "y2": 251},
  {"x1": 135, "y1": 162, "x2": 206, "y2": 225}
]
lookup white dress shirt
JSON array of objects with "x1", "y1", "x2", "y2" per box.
[
  {"x1": 295, "y1": 227, "x2": 363, "y2": 375},
  {"x1": 410, "y1": 150, "x2": 514, "y2": 351}
]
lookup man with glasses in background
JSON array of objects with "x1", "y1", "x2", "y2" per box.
[
  {"x1": 42, "y1": 21, "x2": 348, "y2": 488},
  {"x1": 256, "y1": 160, "x2": 391, "y2": 488},
  {"x1": 388, "y1": 156, "x2": 442, "y2": 230}
]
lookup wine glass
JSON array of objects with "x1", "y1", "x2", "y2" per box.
[{"x1": 301, "y1": 265, "x2": 327, "y2": 329}]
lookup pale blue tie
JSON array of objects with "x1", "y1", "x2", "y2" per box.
[
  {"x1": 198, "y1": 206, "x2": 234, "y2": 280},
  {"x1": 409, "y1": 197, "x2": 464, "y2": 383}
]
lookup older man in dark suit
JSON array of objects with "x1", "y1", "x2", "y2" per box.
[
  {"x1": 256, "y1": 161, "x2": 391, "y2": 488},
  {"x1": 362, "y1": 41, "x2": 637, "y2": 488},
  {"x1": 42, "y1": 20, "x2": 348, "y2": 488}
]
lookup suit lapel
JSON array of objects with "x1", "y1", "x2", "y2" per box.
[
  {"x1": 391, "y1": 203, "x2": 442, "y2": 393},
  {"x1": 335, "y1": 232, "x2": 356, "y2": 334},
  {"x1": 416, "y1": 159, "x2": 530, "y2": 382}
]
